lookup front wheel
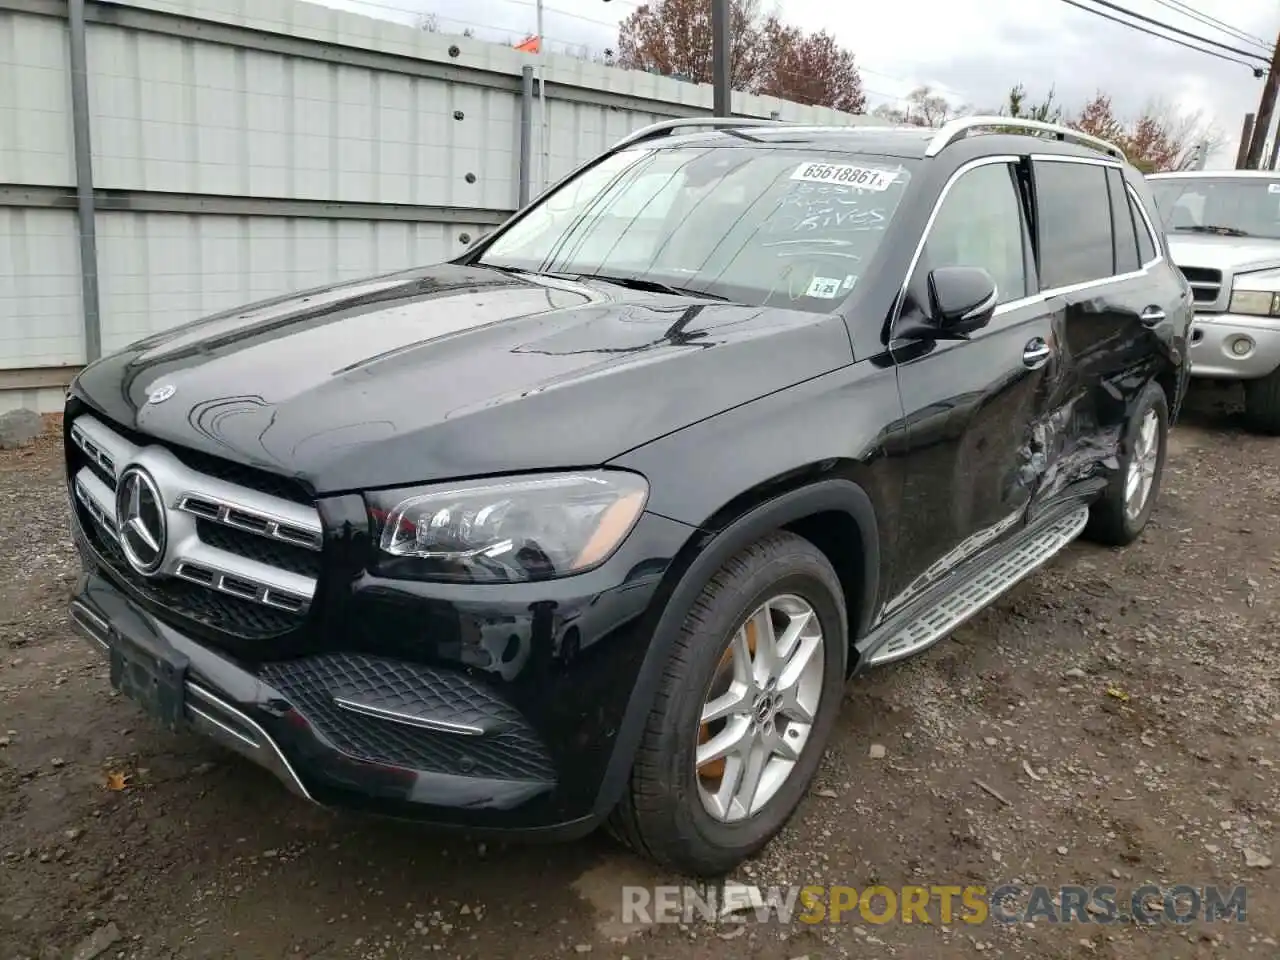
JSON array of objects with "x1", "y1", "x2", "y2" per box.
[
  {"x1": 609, "y1": 531, "x2": 846, "y2": 876},
  {"x1": 1084, "y1": 381, "x2": 1169, "y2": 546},
  {"x1": 1243, "y1": 367, "x2": 1280, "y2": 435}
]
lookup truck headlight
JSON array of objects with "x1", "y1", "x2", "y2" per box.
[
  {"x1": 367, "y1": 471, "x2": 648, "y2": 583},
  {"x1": 1228, "y1": 289, "x2": 1280, "y2": 317}
]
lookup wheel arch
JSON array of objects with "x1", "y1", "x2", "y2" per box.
[{"x1": 592, "y1": 475, "x2": 881, "y2": 819}]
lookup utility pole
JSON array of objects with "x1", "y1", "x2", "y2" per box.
[
  {"x1": 602, "y1": 0, "x2": 731, "y2": 115},
  {"x1": 1245, "y1": 27, "x2": 1280, "y2": 169},
  {"x1": 1237, "y1": 113, "x2": 1256, "y2": 168},
  {"x1": 711, "y1": 0, "x2": 731, "y2": 116}
]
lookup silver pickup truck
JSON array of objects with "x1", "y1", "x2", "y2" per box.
[{"x1": 1148, "y1": 171, "x2": 1280, "y2": 434}]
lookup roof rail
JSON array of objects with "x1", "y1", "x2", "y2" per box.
[
  {"x1": 610, "y1": 117, "x2": 788, "y2": 152},
  {"x1": 924, "y1": 115, "x2": 1127, "y2": 161}
]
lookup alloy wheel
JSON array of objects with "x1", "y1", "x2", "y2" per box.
[
  {"x1": 1124, "y1": 408, "x2": 1160, "y2": 521},
  {"x1": 695, "y1": 594, "x2": 825, "y2": 822}
]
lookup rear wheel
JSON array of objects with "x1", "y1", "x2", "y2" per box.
[
  {"x1": 1084, "y1": 381, "x2": 1168, "y2": 546},
  {"x1": 609, "y1": 531, "x2": 846, "y2": 876},
  {"x1": 1243, "y1": 368, "x2": 1280, "y2": 435}
]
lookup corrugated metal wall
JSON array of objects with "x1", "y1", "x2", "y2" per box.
[{"x1": 0, "y1": 0, "x2": 873, "y2": 412}]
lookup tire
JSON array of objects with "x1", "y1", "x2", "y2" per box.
[
  {"x1": 1084, "y1": 381, "x2": 1169, "y2": 547},
  {"x1": 1243, "y1": 368, "x2": 1280, "y2": 435},
  {"x1": 608, "y1": 531, "x2": 847, "y2": 877}
]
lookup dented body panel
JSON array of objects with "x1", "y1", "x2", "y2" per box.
[{"x1": 62, "y1": 124, "x2": 1188, "y2": 840}]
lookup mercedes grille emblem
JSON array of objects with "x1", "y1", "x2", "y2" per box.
[
  {"x1": 115, "y1": 467, "x2": 167, "y2": 576},
  {"x1": 147, "y1": 383, "x2": 176, "y2": 405}
]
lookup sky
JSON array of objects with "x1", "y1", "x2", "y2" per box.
[{"x1": 309, "y1": 0, "x2": 1278, "y2": 164}]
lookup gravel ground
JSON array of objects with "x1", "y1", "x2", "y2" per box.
[{"x1": 1, "y1": 381, "x2": 1278, "y2": 960}]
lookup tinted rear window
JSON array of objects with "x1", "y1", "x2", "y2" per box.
[{"x1": 1033, "y1": 160, "x2": 1115, "y2": 288}]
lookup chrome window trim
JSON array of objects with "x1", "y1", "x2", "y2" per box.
[
  {"x1": 892, "y1": 154, "x2": 1021, "y2": 325},
  {"x1": 1029, "y1": 152, "x2": 1122, "y2": 169},
  {"x1": 893, "y1": 155, "x2": 1170, "y2": 335},
  {"x1": 1124, "y1": 183, "x2": 1164, "y2": 269}
]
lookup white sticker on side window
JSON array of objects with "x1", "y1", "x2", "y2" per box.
[
  {"x1": 806, "y1": 276, "x2": 844, "y2": 299},
  {"x1": 790, "y1": 162, "x2": 898, "y2": 191},
  {"x1": 1269, "y1": 183, "x2": 1280, "y2": 194}
]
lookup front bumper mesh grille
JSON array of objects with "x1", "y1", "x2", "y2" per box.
[{"x1": 262, "y1": 654, "x2": 556, "y2": 782}]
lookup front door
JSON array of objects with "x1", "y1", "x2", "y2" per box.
[{"x1": 883, "y1": 156, "x2": 1062, "y2": 617}]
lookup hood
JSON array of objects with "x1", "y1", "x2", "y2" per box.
[
  {"x1": 72, "y1": 264, "x2": 853, "y2": 493},
  {"x1": 1165, "y1": 233, "x2": 1280, "y2": 274}
]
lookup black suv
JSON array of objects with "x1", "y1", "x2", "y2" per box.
[{"x1": 66, "y1": 116, "x2": 1191, "y2": 876}]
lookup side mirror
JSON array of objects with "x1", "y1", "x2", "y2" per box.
[{"x1": 927, "y1": 266, "x2": 998, "y2": 338}]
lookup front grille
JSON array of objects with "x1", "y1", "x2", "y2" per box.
[
  {"x1": 262, "y1": 654, "x2": 556, "y2": 782},
  {"x1": 1179, "y1": 266, "x2": 1222, "y2": 306},
  {"x1": 67, "y1": 413, "x2": 324, "y2": 641}
]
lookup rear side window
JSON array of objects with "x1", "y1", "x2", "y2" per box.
[
  {"x1": 1129, "y1": 190, "x2": 1158, "y2": 264},
  {"x1": 1033, "y1": 160, "x2": 1115, "y2": 288},
  {"x1": 1106, "y1": 168, "x2": 1140, "y2": 275}
]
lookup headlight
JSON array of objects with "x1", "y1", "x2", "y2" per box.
[
  {"x1": 367, "y1": 471, "x2": 648, "y2": 583},
  {"x1": 1228, "y1": 289, "x2": 1280, "y2": 317}
]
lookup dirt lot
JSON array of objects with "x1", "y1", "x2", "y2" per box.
[{"x1": 2, "y1": 382, "x2": 1279, "y2": 960}]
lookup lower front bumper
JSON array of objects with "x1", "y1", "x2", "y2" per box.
[
  {"x1": 1188, "y1": 313, "x2": 1280, "y2": 380},
  {"x1": 71, "y1": 595, "x2": 313, "y2": 801},
  {"x1": 70, "y1": 571, "x2": 599, "y2": 839}
]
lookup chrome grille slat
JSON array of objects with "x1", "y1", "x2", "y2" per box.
[
  {"x1": 69, "y1": 414, "x2": 322, "y2": 619},
  {"x1": 176, "y1": 495, "x2": 322, "y2": 551}
]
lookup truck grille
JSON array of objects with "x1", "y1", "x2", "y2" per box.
[
  {"x1": 67, "y1": 413, "x2": 323, "y2": 641},
  {"x1": 1179, "y1": 266, "x2": 1223, "y2": 306}
]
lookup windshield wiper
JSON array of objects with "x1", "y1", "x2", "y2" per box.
[
  {"x1": 577, "y1": 274, "x2": 730, "y2": 302},
  {"x1": 1173, "y1": 224, "x2": 1251, "y2": 237}
]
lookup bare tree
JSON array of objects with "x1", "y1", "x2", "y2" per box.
[
  {"x1": 415, "y1": 12, "x2": 474, "y2": 37},
  {"x1": 1000, "y1": 83, "x2": 1063, "y2": 123},
  {"x1": 869, "y1": 86, "x2": 965, "y2": 128}
]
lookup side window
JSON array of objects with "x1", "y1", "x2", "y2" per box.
[
  {"x1": 922, "y1": 162, "x2": 1029, "y2": 305},
  {"x1": 1033, "y1": 160, "x2": 1115, "y2": 288},
  {"x1": 1128, "y1": 189, "x2": 1158, "y2": 265},
  {"x1": 1106, "y1": 168, "x2": 1140, "y2": 275}
]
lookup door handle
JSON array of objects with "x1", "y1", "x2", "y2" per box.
[
  {"x1": 1140, "y1": 306, "x2": 1167, "y2": 326},
  {"x1": 1022, "y1": 338, "x2": 1052, "y2": 368}
]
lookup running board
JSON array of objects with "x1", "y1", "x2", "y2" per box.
[{"x1": 864, "y1": 505, "x2": 1090, "y2": 668}]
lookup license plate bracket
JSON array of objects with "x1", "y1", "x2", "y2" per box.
[{"x1": 109, "y1": 631, "x2": 189, "y2": 731}]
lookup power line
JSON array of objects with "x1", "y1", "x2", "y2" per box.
[
  {"x1": 1056, "y1": 0, "x2": 1269, "y2": 71},
  {"x1": 1147, "y1": 0, "x2": 1272, "y2": 52},
  {"x1": 1071, "y1": 0, "x2": 1271, "y2": 61}
]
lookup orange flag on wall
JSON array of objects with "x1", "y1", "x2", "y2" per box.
[{"x1": 514, "y1": 35, "x2": 540, "y2": 53}]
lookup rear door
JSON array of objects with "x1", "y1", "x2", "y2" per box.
[
  {"x1": 884, "y1": 156, "x2": 1062, "y2": 615},
  {"x1": 1023, "y1": 157, "x2": 1187, "y2": 520}
]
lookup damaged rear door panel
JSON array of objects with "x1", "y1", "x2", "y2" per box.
[{"x1": 1022, "y1": 159, "x2": 1190, "y2": 522}]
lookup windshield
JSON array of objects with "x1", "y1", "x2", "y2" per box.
[
  {"x1": 1149, "y1": 177, "x2": 1280, "y2": 240},
  {"x1": 479, "y1": 145, "x2": 916, "y2": 311}
]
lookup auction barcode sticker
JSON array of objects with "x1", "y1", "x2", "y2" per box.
[{"x1": 790, "y1": 162, "x2": 898, "y2": 191}]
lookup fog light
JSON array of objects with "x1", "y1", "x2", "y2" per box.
[{"x1": 1230, "y1": 336, "x2": 1254, "y2": 357}]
